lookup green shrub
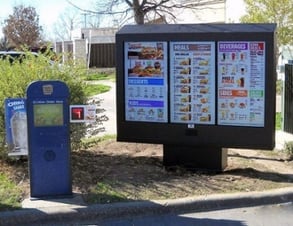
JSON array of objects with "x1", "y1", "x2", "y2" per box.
[
  {"x1": 276, "y1": 79, "x2": 283, "y2": 95},
  {"x1": 275, "y1": 112, "x2": 282, "y2": 130},
  {"x1": 284, "y1": 141, "x2": 293, "y2": 161},
  {"x1": 0, "y1": 51, "x2": 105, "y2": 156},
  {"x1": 0, "y1": 173, "x2": 22, "y2": 210}
]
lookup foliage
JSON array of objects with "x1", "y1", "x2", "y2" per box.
[
  {"x1": 81, "y1": 134, "x2": 116, "y2": 149},
  {"x1": 0, "y1": 50, "x2": 106, "y2": 156},
  {"x1": 284, "y1": 141, "x2": 293, "y2": 160},
  {"x1": 2, "y1": 5, "x2": 42, "y2": 49},
  {"x1": 83, "y1": 84, "x2": 111, "y2": 97},
  {"x1": 240, "y1": 0, "x2": 293, "y2": 49},
  {"x1": 85, "y1": 180, "x2": 128, "y2": 204},
  {"x1": 0, "y1": 173, "x2": 22, "y2": 210},
  {"x1": 275, "y1": 112, "x2": 282, "y2": 130},
  {"x1": 85, "y1": 71, "x2": 116, "y2": 81},
  {"x1": 276, "y1": 79, "x2": 283, "y2": 95}
]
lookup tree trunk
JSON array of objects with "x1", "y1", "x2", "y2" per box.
[
  {"x1": 134, "y1": 12, "x2": 145, "y2": 24},
  {"x1": 133, "y1": 0, "x2": 145, "y2": 24}
]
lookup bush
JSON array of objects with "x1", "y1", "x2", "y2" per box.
[
  {"x1": 276, "y1": 79, "x2": 283, "y2": 95},
  {"x1": 0, "y1": 173, "x2": 22, "y2": 210},
  {"x1": 284, "y1": 141, "x2": 293, "y2": 161},
  {"x1": 0, "y1": 51, "x2": 105, "y2": 156}
]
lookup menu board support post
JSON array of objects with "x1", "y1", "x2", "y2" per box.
[{"x1": 163, "y1": 145, "x2": 227, "y2": 172}]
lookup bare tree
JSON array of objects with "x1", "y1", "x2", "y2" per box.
[
  {"x1": 53, "y1": 6, "x2": 103, "y2": 41},
  {"x1": 3, "y1": 5, "x2": 42, "y2": 49},
  {"x1": 53, "y1": 7, "x2": 81, "y2": 41},
  {"x1": 67, "y1": 0, "x2": 225, "y2": 25},
  {"x1": 0, "y1": 36, "x2": 10, "y2": 51}
]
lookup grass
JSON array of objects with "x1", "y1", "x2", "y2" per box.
[
  {"x1": 81, "y1": 134, "x2": 116, "y2": 148},
  {"x1": 85, "y1": 180, "x2": 128, "y2": 204},
  {"x1": 284, "y1": 141, "x2": 293, "y2": 160},
  {"x1": 83, "y1": 70, "x2": 114, "y2": 97},
  {"x1": 84, "y1": 84, "x2": 111, "y2": 97},
  {"x1": 0, "y1": 173, "x2": 22, "y2": 211},
  {"x1": 85, "y1": 70, "x2": 116, "y2": 82},
  {"x1": 276, "y1": 112, "x2": 282, "y2": 130}
]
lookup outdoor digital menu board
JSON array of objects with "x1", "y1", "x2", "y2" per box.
[
  {"x1": 170, "y1": 42, "x2": 216, "y2": 125},
  {"x1": 217, "y1": 42, "x2": 265, "y2": 127},
  {"x1": 116, "y1": 24, "x2": 276, "y2": 150},
  {"x1": 124, "y1": 42, "x2": 168, "y2": 122}
]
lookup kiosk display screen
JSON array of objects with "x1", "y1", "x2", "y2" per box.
[
  {"x1": 124, "y1": 41, "x2": 168, "y2": 123},
  {"x1": 33, "y1": 104, "x2": 64, "y2": 127}
]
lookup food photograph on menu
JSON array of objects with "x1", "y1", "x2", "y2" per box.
[
  {"x1": 170, "y1": 42, "x2": 216, "y2": 124},
  {"x1": 124, "y1": 42, "x2": 168, "y2": 123},
  {"x1": 217, "y1": 41, "x2": 265, "y2": 127}
]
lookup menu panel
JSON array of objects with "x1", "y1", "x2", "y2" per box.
[
  {"x1": 217, "y1": 42, "x2": 265, "y2": 127},
  {"x1": 124, "y1": 42, "x2": 168, "y2": 122},
  {"x1": 170, "y1": 42, "x2": 216, "y2": 124}
]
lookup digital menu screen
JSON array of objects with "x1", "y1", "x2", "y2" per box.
[
  {"x1": 124, "y1": 42, "x2": 168, "y2": 122},
  {"x1": 33, "y1": 104, "x2": 64, "y2": 127},
  {"x1": 123, "y1": 41, "x2": 266, "y2": 127},
  {"x1": 170, "y1": 42, "x2": 216, "y2": 124},
  {"x1": 217, "y1": 42, "x2": 265, "y2": 127}
]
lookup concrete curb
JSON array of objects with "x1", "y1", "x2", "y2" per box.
[{"x1": 1, "y1": 187, "x2": 292, "y2": 225}]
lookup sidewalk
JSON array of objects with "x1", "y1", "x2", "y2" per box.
[{"x1": 92, "y1": 80, "x2": 117, "y2": 137}]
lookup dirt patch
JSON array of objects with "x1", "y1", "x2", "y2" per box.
[{"x1": 1, "y1": 139, "x2": 293, "y2": 204}]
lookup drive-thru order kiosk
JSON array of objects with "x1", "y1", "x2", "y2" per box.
[
  {"x1": 26, "y1": 80, "x2": 72, "y2": 198},
  {"x1": 116, "y1": 24, "x2": 277, "y2": 171}
]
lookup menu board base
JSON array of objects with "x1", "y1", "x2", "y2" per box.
[{"x1": 163, "y1": 145, "x2": 227, "y2": 172}]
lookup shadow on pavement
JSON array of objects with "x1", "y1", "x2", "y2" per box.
[
  {"x1": 84, "y1": 214, "x2": 246, "y2": 226},
  {"x1": 0, "y1": 199, "x2": 247, "y2": 226}
]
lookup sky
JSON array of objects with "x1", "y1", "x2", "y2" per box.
[
  {"x1": 0, "y1": 0, "x2": 95, "y2": 26},
  {"x1": 0, "y1": 0, "x2": 246, "y2": 39},
  {"x1": 0, "y1": 0, "x2": 95, "y2": 38}
]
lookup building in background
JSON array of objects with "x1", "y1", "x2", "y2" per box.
[{"x1": 55, "y1": 0, "x2": 246, "y2": 68}]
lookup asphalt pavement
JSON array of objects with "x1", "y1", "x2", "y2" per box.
[
  {"x1": 0, "y1": 81, "x2": 292, "y2": 225},
  {"x1": 1, "y1": 187, "x2": 292, "y2": 225}
]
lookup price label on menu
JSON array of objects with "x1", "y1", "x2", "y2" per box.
[
  {"x1": 217, "y1": 41, "x2": 265, "y2": 127},
  {"x1": 124, "y1": 42, "x2": 168, "y2": 122},
  {"x1": 170, "y1": 42, "x2": 216, "y2": 124}
]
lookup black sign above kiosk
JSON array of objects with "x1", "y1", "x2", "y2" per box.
[{"x1": 116, "y1": 24, "x2": 276, "y2": 150}]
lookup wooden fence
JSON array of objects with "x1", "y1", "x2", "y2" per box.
[
  {"x1": 284, "y1": 64, "x2": 293, "y2": 134},
  {"x1": 89, "y1": 43, "x2": 116, "y2": 68}
]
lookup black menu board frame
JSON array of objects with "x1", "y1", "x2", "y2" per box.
[{"x1": 116, "y1": 23, "x2": 276, "y2": 150}]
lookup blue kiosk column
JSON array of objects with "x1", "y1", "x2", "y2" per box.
[{"x1": 26, "y1": 80, "x2": 72, "y2": 198}]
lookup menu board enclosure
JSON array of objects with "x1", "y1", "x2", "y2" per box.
[{"x1": 116, "y1": 23, "x2": 276, "y2": 171}]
